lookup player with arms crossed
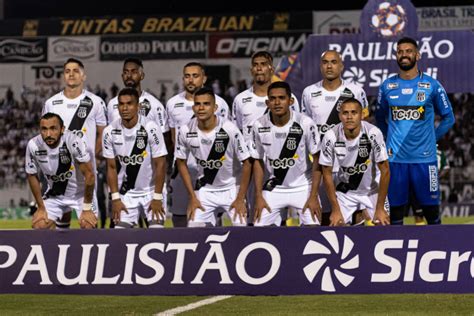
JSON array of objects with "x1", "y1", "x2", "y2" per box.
[
  {"x1": 375, "y1": 37, "x2": 455, "y2": 225},
  {"x1": 320, "y1": 98, "x2": 390, "y2": 226},
  {"x1": 103, "y1": 88, "x2": 168, "y2": 228},
  {"x1": 26, "y1": 112, "x2": 97, "y2": 229},
  {"x1": 175, "y1": 87, "x2": 251, "y2": 227},
  {"x1": 251, "y1": 81, "x2": 321, "y2": 226}
]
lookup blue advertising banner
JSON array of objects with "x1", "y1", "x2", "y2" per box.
[
  {"x1": 0, "y1": 226, "x2": 473, "y2": 295},
  {"x1": 286, "y1": 31, "x2": 474, "y2": 99}
]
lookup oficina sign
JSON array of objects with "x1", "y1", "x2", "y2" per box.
[{"x1": 0, "y1": 226, "x2": 472, "y2": 295}]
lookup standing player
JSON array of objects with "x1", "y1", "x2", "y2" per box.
[
  {"x1": 175, "y1": 87, "x2": 251, "y2": 227},
  {"x1": 26, "y1": 113, "x2": 97, "y2": 229},
  {"x1": 43, "y1": 58, "x2": 107, "y2": 229},
  {"x1": 166, "y1": 62, "x2": 230, "y2": 227},
  {"x1": 106, "y1": 58, "x2": 168, "y2": 134},
  {"x1": 103, "y1": 88, "x2": 168, "y2": 228},
  {"x1": 375, "y1": 37, "x2": 455, "y2": 225},
  {"x1": 232, "y1": 50, "x2": 302, "y2": 225},
  {"x1": 319, "y1": 98, "x2": 390, "y2": 226},
  {"x1": 301, "y1": 50, "x2": 369, "y2": 225},
  {"x1": 251, "y1": 82, "x2": 321, "y2": 226}
]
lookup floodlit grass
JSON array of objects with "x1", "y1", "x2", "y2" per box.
[{"x1": 0, "y1": 294, "x2": 472, "y2": 315}]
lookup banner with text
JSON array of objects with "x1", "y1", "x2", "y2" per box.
[
  {"x1": 0, "y1": 38, "x2": 47, "y2": 63},
  {"x1": 100, "y1": 34, "x2": 207, "y2": 60},
  {"x1": 0, "y1": 226, "x2": 473, "y2": 295}
]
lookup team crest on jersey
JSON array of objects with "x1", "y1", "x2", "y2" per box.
[
  {"x1": 242, "y1": 97, "x2": 252, "y2": 103},
  {"x1": 311, "y1": 91, "x2": 322, "y2": 98},
  {"x1": 418, "y1": 82, "x2": 431, "y2": 89},
  {"x1": 387, "y1": 83, "x2": 399, "y2": 89},
  {"x1": 215, "y1": 141, "x2": 226, "y2": 153},
  {"x1": 60, "y1": 155, "x2": 70, "y2": 164},
  {"x1": 358, "y1": 147, "x2": 369, "y2": 158},
  {"x1": 52, "y1": 100, "x2": 63, "y2": 105},
  {"x1": 416, "y1": 91, "x2": 426, "y2": 102},
  {"x1": 136, "y1": 137, "x2": 146, "y2": 149},
  {"x1": 286, "y1": 138, "x2": 297, "y2": 150},
  {"x1": 77, "y1": 106, "x2": 87, "y2": 118}
]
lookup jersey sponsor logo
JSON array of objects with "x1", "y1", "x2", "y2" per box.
[
  {"x1": 137, "y1": 130, "x2": 147, "y2": 137},
  {"x1": 113, "y1": 103, "x2": 118, "y2": 109},
  {"x1": 186, "y1": 132, "x2": 198, "y2": 138},
  {"x1": 275, "y1": 132, "x2": 286, "y2": 139},
  {"x1": 319, "y1": 124, "x2": 335, "y2": 134},
  {"x1": 418, "y1": 82, "x2": 431, "y2": 89},
  {"x1": 256, "y1": 101, "x2": 266, "y2": 107},
  {"x1": 46, "y1": 170, "x2": 73, "y2": 182},
  {"x1": 340, "y1": 90, "x2": 354, "y2": 98},
  {"x1": 390, "y1": 106, "x2": 425, "y2": 121},
  {"x1": 117, "y1": 153, "x2": 145, "y2": 165},
  {"x1": 242, "y1": 97, "x2": 252, "y2": 103},
  {"x1": 258, "y1": 127, "x2": 271, "y2": 133},
  {"x1": 197, "y1": 158, "x2": 223, "y2": 169},
  {"x1": 416, "y1": 91, "x2": 426, "y2": 102},
  {"x1": 149, "y1": 128, "x2": 161, "y2": 145},
  {"x1": 111, "y1": 129, "x2": 122, "y2": 135},
  {"x1": 268, "y1": 157, "x2": 296, "y2": 169},
  {"x1": 401, "y1": 88, "x2": 413, "y2": 95},
  {"x1": 389, "y1": 95, "x2": 399, "y2": 99},
  {"x1": 174, "y1": 103, "x2": 184, "y2": 108},
  {"x1": 370, "y1": 134, "x2": 383, "y2": 153},
  {"x1": 387, "y1": 82, "x2": 398, "y2": 89},
  {"x1": 216, "y1": 131, "x2": 229, "y2": 139},
  {"x1": 311, "y1": 91, "x2": 322, "y2": 98},
  {"x1": 341, "y1": 162, "x2": 369, "y2": 175},
  {"x1": 35, "y1": 150, "x2": 47, "y2": 156},
  {"x1": 80, "y1": 98, "x2": 93, "y2": 107},
  {"x1": 325, "y1": 96, "x2": 336, "y2": 102},
  {"x1": 201, "y1": 138, "x2": 212, "y2": 145},
  {"x1": 52, "y1": 100, "x2": 63, "y2": 105},
  {"x1": 289, "y1": 126, "x2": 303, "y2": 134},
  {"x1": 67, "y1": 103, "x2": 76, "y2": 108}
]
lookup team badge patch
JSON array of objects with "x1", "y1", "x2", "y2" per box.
[
  {"x1": 416, "y1": 91, "x2": 426, "y2": 102},
  {"x1": 77, "y1": 106, "x2": 87, "y2": 118},
  {"x1": 286, "y1": 138, "x2": 297, "y2": 150},
  {"x1": 215, "y1": 141, "x2": 226, "y2": 153},
  {"x1": 136, "y1": 137, "x2": 146, "y2": 149}
]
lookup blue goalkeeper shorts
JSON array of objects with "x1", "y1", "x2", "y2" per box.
[{"x1": 388, "y1": 162, "x2": 440, "y2": 207}]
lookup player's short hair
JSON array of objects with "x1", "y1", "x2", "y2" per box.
[
  {"x1": 118, "y1": 87, "x2": 139, "y2": 102},
  {"x1": 268, "y1": 81, "x2": 292, "y2": 98},
  {"x1": 320, "y1": 49, "x2": 343, "y2": 61},
  {"x1": 340, "y1": 97, "x2": 363, "y2": 110},
  {"x1": 183, "y1": 62, "x2": 205, "y2": 75},
  {"x1": 194, "y1": 86, "x2": 215, "y2": 101},
  {"x1": 64, "y1": 58, "x2": 84, "y2": 69},
  {"x1": 41, "y1": 112, "x2": 64, "y2": 128},
  {"x1": 251, "y1": 50, "x2": 273, "y2": 64},
  {"x1": 123, "y1": 57, "x2": 143, "y2": 68},
  {"x1": 397, "y1": 37, "x2": 418, "y2": 49}
]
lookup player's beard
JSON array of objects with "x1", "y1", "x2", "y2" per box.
[
  {"x1": 397, "y1": 57, "x2": 416, "y2": 71},
  {"x1": 124, "y1": 80, "x2": 138, "y2": 89}
]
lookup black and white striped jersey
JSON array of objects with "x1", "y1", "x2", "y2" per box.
[
  {"x1": 175, "y1": 116, "x2": 249, "y2": 191},
  {"x1": 102, "y1": 116, "x2": 168, "y2": 195},
  {"x1": 107, "y1": 90, "x2": 169, "y2": 133},
  {"x1": 25, "y1": 131, "x2": 90, "y2": 200},
  {"x1": 319, "y1": 121, "x2": 388, "y2": 195}
]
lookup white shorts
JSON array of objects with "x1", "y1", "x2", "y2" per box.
[
  {"x1": 119, "y1": 190, "x2": 168, "y2": 227},
  {"x1": 44, "y1": 195, "x2": 98, "y2": 223},
  {"x1": 336, "y1": 191, "x2": 389, "y2": 224},
  {"x1": 255, "y1": 185, "x2": 320, "y2": 227},
  {"x1": 190, "y1": 186, "x2": 246, "y2": 227}
]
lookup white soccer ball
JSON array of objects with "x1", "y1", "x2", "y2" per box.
[{"x1": 371, "y1": 2, "x2": 407, "y2": 37}]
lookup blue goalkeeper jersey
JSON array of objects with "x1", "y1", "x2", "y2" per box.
[{"x1": 375, "y1": 72, "x2": 454, "y2": 164}]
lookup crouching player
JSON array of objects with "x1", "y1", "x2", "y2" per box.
[
  {"x1": 320, "y1": 98, "x2": 390, "y2": 226},
  {"x1": 103, "y1": 88, "x2": 168, "y2": 228},
  {"x1": 176, "y1": 87, "x2": 251, "y2": 227},
  {"x1": 25, "y1": 112, "x2": 97, "y2": 229},
  {"x1": 251, "y1": 81, "x2": 322, "y2": 226}
]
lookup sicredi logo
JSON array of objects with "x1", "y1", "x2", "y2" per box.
[{"x1": 303, "y1": 231, "x2": 359, "y2": 292}]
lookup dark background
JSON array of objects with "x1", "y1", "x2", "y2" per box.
[{"x1": 3, "y1": 0, "x2": 473, "y2": 19}]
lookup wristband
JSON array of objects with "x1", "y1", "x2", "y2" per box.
[
  {"x1": 83, "y1": 203, "x2": 92, "y2": 211},
  {"x1": 111, "y1": 192, "x2": 120, "y2": 201},
  {"x1": 153, "y1": 192, "x2": 163, "y2": 200}
]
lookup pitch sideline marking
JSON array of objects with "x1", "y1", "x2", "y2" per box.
[{"x1": 154, "y1": 295, "x2": 233, "y2": 315}]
